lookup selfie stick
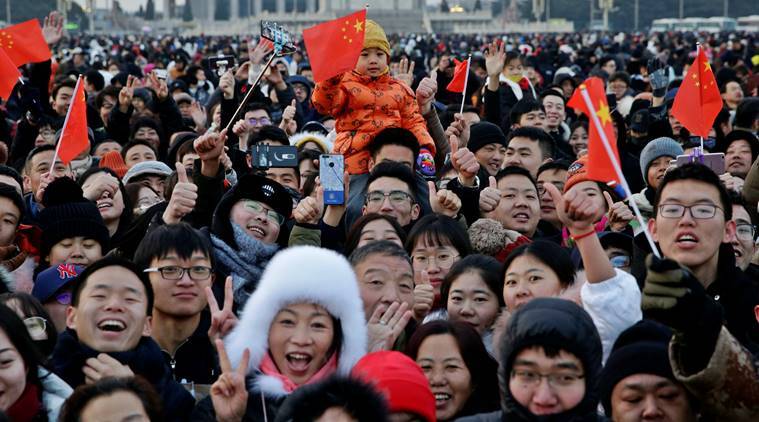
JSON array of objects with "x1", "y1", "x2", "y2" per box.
[
  {"x1": 578, "y1": 86, "x2": 661, "y2": 258},
  {"x1": 459, "y1": 55, "x2": 472, "y2": 115},
  {"x1": 224, "y1": 53, "x2": 278, "y2": 134}
]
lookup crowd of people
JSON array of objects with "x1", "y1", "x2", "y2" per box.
[{"x1": 0, "y1": 9, "x2": 757, "y2": 421}]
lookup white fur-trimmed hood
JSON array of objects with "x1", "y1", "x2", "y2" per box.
[{"x1": 224, "y1": 246, "x2": 367, "y2": 397}]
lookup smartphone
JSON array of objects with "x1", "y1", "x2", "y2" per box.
[
  {"x1": 319, "y1": 154, "x2": 345, "y2": 205},
  {"x1": 260, "y1": 21, "x2": 296, "y2": 54},
  {"x1": 675, "y1": 152, "x2": 725, "y2": 175},
  {"x1": 153, "y1": 68, "x2": 168, "y2": 80},
  {"x1": 208, "y1": 55, "x2": 237, "y2": 76},
  {"x1": 250, "y1": 145, "x2": 298, "y2": 169}
]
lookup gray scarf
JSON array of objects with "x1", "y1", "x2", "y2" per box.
[{"x1": 210, "y1": 224, "x2": 279, "y2": 308}]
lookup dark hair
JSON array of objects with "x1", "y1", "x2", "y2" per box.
[
  {"x1": 0, "y1": 293, "x2": 57, "y2": 358},
  {"x1": 368, "y1": 128, "x2": 421, "y2": 164},
  {"x1": 570, "y1": 119, "x2": 589, "y2": 137},
  {"x1": 78, "y1": 167, "x2": 134, "y2": 238},
  {"x1": 734, "y1": 98, "x2": 758, "y2": 130},
  {"x1": 0, "y1": 165, "x2": 22, "y2": 189},
  {"x1": 505, "y1": 51, "x2": 523, "y2": 66},
  {"x1": 508, "y1": 126, "x2": 555, "y2": 160},
  {"x1": 509, "y1": 98, "x2": 544, "y2": 128},
  {"x1": 537, "y1": 159, "x2": 570, "y2": 178},
  {"x1": 244, "y1": 101, "x2": 271, "y2": 117},
  {"x1": 345, "y1": 213, "x2": 407, "y2": 257},
  {"x1": 298, "y1": 148, "x2": 321, "y2": 166},
  {"x1": 366, "y1": 161, "x2": 418, "y2": 201},
  {"x1": 405, "y1": 214, "x2": 472, "y2": 258},
  {"x1": 121, "y1": 139, "x2": 158, "y2": 160},
  {"x1": 24, "y1": 144, "x2": 57, "y2": 174},
  {"x1": 440, "y1": 254, "x2": 505, "y2": 308},
  {"x1": 0, "y1": 304, "x2": 44, "y2": 391},
  {"x1": 176, "y1": 138, "x2": 197, "y2": 162},
  {"x1": 719, "y1": 77, "x2": 741, "y2": 94},
  {"x1": 653, "y1": 163, "x2": 732, "y2": 221},
  {"x1": 501, "y1": 240, "x2": 576, "y2": 288},
  {"x1": 539, "y1": 88, "x2": 565, "y2": 105},
  {"x1": 275, "y1": 376, "x2": 388, "y2": 422},
  {"x1": 608, "y1": 71, "x2": 631, "y2": 86},
  {"x1": 59, "y1": 376, "x2": 163, "y2": 422},
  {"x1": 52, "y1": 78, "x2": 77, "y2": 100},
  {"x1": 85, "y1": 69, "x2": 105, "y2": 92},
  {"x1": 249, "y1": 125, "x2": 289, "y2": 148},
  {"x1": 495, "y1": 166, "x2": 539, "y2": 193},
  {"x1": 72, "y1": 256, "x2": 154, "y2": 316},
  {"x1": 728, "y1": 190, "x2": 756, "y2": 227},
  {"x1": 406, "y1": 320, "x2": 500, "y2": 418},
  {"x1": 133, "y1": 222, "x2": 214, "y2": 270},
  {"x1": 348, "y1": 240, "x2": 411, "y2": 268},
  {"x1": 95, "y1": 85, "x2": 120, "y2": 110}
]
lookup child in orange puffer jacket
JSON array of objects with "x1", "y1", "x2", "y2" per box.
[{"x1": 311, "y1": 20, "x2": 435, "y2": 175}]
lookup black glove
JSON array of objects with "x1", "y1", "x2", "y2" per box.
[{"x1": 646, "y1": 58, "x2": 669, "y2": 98}]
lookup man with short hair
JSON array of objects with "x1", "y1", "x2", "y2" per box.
[
  {"x1": 723, "y1": 130, "x2": 758, "y2": 179},
  {"x1": 504, "y1": 127, "x2": 555, "y2": 178},
  {"x1": 728, "y1": 192, "x2": 757, "y2": 273},
  {"x1": 362, "y1": 162, "x2": 422, "y2": 228},
  {"x1": 21, "y1": 145, "x2": 73, "y2": 224},
  {"x1": 721, "y1": 79, "x2": 744, "y2": 111},
  {"x1": 536, "y1": 160, "x2": 569, "y2": 238},
  {"x1": 51, "y1": 79, "x2": 76, "y2": 117},
  {"x1": 509, "y1": 98, "x2": 546, "y2": 130},
  {"x1": 479, "y1": 166, "x2": 541, "y2": 238},
  {"x1": 50, "y1": 256, "x2": 195, "y2": 421}
]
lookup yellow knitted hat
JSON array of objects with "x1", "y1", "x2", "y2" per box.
[{"x1": 363, "y1": 20, "x2": 390, "y2": 57}]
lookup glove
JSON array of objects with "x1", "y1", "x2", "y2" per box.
[
  {"x1": 641, "y1": 254, "x2": 721, "y2": 333},
  {"x1": 647, "y1": 58, "x2": 669, "y2": 97}
]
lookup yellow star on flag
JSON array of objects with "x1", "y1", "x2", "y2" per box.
[
  {"x1": 354, "y1": 19, "x2": 363, "y2": 33},
  {"x1": 703, "y1": 61, "x2": 711, "y2": 72},
  {"x1": 596, "y1": 101, "x2": 611, "y2": 126}
]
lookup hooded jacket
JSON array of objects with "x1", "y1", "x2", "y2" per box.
[
  {"x1": 192, "y1": 246, "x2": 368, "y2": 421},
  {"x1": 460, "y1": 298, "x2": 605, "y2": 422}
]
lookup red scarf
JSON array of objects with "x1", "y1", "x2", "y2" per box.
[
  {"x1": 6, "y1": 383, "x2": 41, "y2": 422},
  {"x1": 259, "y1": 351, "x2": 338, "y2": 393}
]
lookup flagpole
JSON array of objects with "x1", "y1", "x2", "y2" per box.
[
  {"x1": 50, "y1": 75, "x2": 83, "y2": 173},
  {"x1": 578, "y1": 86, "x2": 661, "y2": 258},
  {"x1": 459, "y1": 55, "x2": 471, "y2": 115},
  {"x1": 696, "y1": 43, "x2": 705, "y2": 153}
]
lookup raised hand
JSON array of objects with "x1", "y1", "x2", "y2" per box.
[
  {"x1": 194, "y1": 129, "x2": 227, "y2": 162},
  {"x1": 543, "y1": 182, "x2": 604, "y2": 236},
  {"x1": 396, "y1": 57, "x2": 416, "y2": 87},
  {"x1": 206, "y1": 276, "x2": 238, "y2": 342},
  {"x1": 323, "y1": 171, "x2": 350, "y2": 227},
  {"x1": 415, "y1": 76, "x2": 438, "y2": 115},
  {"x1": 366, "y1": 302, "x2": 413, "y2": 352},
  {"x1": 448, "y1": 122, "x2": 479, "y2": 186},
  {"x1": 604, "y1": 191, "x2": 633, "y2": 232},
  {"x1": 190, "y1": 101, "x2": 207, "y2": 130},
  {"x1": 280, "y1": 99, "x2": 297, "y2": 134},
  {"x1": 42, "y1": 11, "x2": 64, "y2": 46},
  {"x1": 83, "y1": 353, "x2": 134, "y2": 384},
  {"x1": 232, "y1": 119, "x2": 251, "y2": 151},
  {"x1": 412, "y1": 270, "x2": 434, "y2": 321},
  {"x1": 250, "y1": 39, "x2": 273, "y2": 65},
  {"x1": 264, "y1": 64, "x2": 285, "y2": 89},
  {"x1": 479, "y1": 176, "x2": 501, "y2": 216},
  {"x1": 293, "y1": 186, "x2": 324, "y2": 225},
  {"x1": 147, "y1": 71, "x2": 169, "y2": 100},
  {"x1": 82, "y1": 172, "x2": 120, "y2": 201},
  {"x1": 219, "y1": 70, "x2": 235, "y2": 100},
  {"x1": 35, "y1": 171, "x2": 56, "y2": 204},
  {"x1": 211, "y1": 340, "x2": 250, "y2": 422},
  {"x1": 118, "y1": 75, "x2": 137, "y2": 113},
  {"x1": 428, "y1": 181, "x2": 461, "y2": 218},
  {"x1": 162, "y1": 163, "x2": 198, "y2": 224},
  {"x1": 485, "y1": 39, "x2": 506, "y2": 77}
]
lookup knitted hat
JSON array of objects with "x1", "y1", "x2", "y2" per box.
[
  {"x1": 351, "y1": 351, "x2": 436, "y2": 422},
  {"x1": 599, "y1": 320, "x2": 675, "y2": 416},
  {"x1": 363, "y1": 20, "x2": 390, "y2": 57},
  {"x1": 564, "y1": 154, "x2": 591, "y2": 193},
  {"x1": 639, "y1": 137, "x2": 683, "y2": 183},
  {"x1": 167, "y1": 132, "x2": 199, "y2": 164},
  {"x1": 39, "y1": 177, "x2": 110, "y2": 259},
  {"x1": 98, "y1": 150, "x2": 129, "y2": 179},
  {"x1": 32, "y1": 263, "x2": 85, "y2": 303},
  {"x1": 122, "y1": 160, "x2": 172, "y2": 184},
  {"x1": 0, "y1": 183, "x2": 24, "y2": 223},
  {"x1": 468, "y1": 121, "x2": 508, "y2": 154}
]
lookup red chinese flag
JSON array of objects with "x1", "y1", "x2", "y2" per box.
[
  {"x1": 567, "y1": 77, "x2": 620, "y2": 184},
  {"x1": 446, "y1": 58, "x2": 469, "y2": 93},
  {"x1": 303, "y1": 10, "x2": 366, "y2": 82},
  {"x1": 55, "y1": 77, "x2": 89, "y2": 165},
  {"x1": 671, "y1": 47, "x2": 722, "y2": 138},
  {"x1": 0, "y1": 19, "x2": 51, "y2": 67},
  {"x1": 0, "y1": 47, "x2": 20, "y2": 100}
]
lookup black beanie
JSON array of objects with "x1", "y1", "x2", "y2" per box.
[
  {"x1": 0, "y1": 183, "x2": 24, "y2": 223},
  {"x1": 39, "y1": 177, "x2": 110, "y2": 259},
  {"x1": 599, "y1": 320, "x2": 675, "y2": 416},
  {"x1": 468, "y1": 121, "x2": 507, "y2": 154}
]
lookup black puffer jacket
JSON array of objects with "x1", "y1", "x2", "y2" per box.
[{"x1": 462, "y1": 298, "x2": 607, "y2": 422}]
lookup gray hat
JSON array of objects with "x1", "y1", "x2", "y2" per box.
[
  {"x1": 639, "y1": 137, "x2": 683, "y2": 183},
  {"x1": 123, "y1": 160, "x2": 172, "y2": 184}
]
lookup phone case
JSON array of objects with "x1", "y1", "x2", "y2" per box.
[{"x1": 320, "y1": 154, "x2": 345, "y2": 205}]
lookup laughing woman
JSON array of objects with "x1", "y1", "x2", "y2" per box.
[{"x1": 192, "y1": 246, "x2": 367, "y2": 421}]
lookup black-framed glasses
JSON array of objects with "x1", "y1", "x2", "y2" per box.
[
  {"x1": 241, "y1": 200, "x2": 285, "y2": 225},
  {"x1": 144, "y1": 266, "x2": 213, "y2": 280},
  {"x1": 736, "y1": 223, "x2": 756, "y2": 241},
  {"x1": 365, "y1": 190, "x2": 414, "y2": 205},
  {"x1": 511, "y1": 369, "x2": 585, "y2": 389},
  {"x1": 658, "y1": 203, "x2": 722, "y2": 219}
]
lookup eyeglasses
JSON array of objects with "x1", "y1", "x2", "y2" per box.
[
  {"x1": 412, "y1": 252, "x2": 460, "y2": 269},
  {"x1": 144, "y1": 266, "x2": 213, "y2": 281},
  {"x1": 609, "y1": 255, "x2": 631, "y2": 268},
  {"x1": 23, "y1": 317, "x2": 48, "y2": 340},
  {"x1": 247, "y1": 117, "x2": 271, "y2": 126},
  {"x1": 39, "y1": 129, "x2": 56, "y2": 139},
  {"x1": 511, "y1": 369, "x2": 585, "y2": 389},
  {"x1": 365, "y1": 190, "x2": 414, "y2": 206},
  {"x1": 736, "y1": 223, "x2": 756, "y2": 241},
  {"x1": 658, "y1": 203, "x2": 722, "y2": 220},
  {"x1": 241, "y1": 200, "x2": 285, "y2": 225},
  {"x1": 55, "y1": 291, "x2": 72, "y2": 306}
]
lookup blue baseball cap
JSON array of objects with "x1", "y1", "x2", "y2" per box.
[{"x1": 32, "y1": 264, "x2": 85, "y2": 303}]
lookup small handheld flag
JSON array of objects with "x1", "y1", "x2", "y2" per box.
[
  {"x1": 671, "y1": 45, "x2": 721, "y2": 139},
  {"x1": 52, "y1": 76, "x2": 89, "y2": 167},
  {"x1": 446, "y1": 55, "x2": 471, "y2": 114}
]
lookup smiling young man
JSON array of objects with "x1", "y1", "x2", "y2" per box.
[
  {"x1": 504, "y1": 127, "x2": 555, "y2": 178},
  {"x1": 648, "y1": 163, "x2": 759, "y2": 349},
  {"x1": 484, "y1": 166, "x2": 541, "y2": 239},
  {"x1": 49, "y1": 256, "x2": 195, "y2": 422}
]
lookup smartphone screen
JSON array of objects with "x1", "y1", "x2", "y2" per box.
[{"x1": 320, "y1": 154, "x2": 345, "y2": 205}]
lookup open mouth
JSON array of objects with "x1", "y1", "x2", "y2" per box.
[
  {"x1": 97, "y1": 201, "x2": 113, "y2": 210},
  {"x1": 675, "y1": 233, "x2": 699, "y2": 248},
  {"x1": 97, "y1": 319, "x2": 126, "y2": 332},
  {"x1": 512, "y1": 212, "x2": 531, "y2": 223},
  {"x1": 286, "y1": 352, "x2": 313, "y2": 373},
  {"x1": 246, "y1": 224, "x2": 266, "y2": 238}
]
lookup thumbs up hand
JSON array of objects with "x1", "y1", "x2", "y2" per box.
[
  {"x1": 479, "y1": 176, "x2": 501, "y2": 216},
  {"x1": 412, "y1": 270, "x2": 435, "y2": 321},
  {"x1": 293, "y1": 186, "x2": 325, "y2": 225},
  {"x1": 429, "y1": 181, "x2": 462, "y2": 218},
  {"x1": 162, "y1": 162, "x2": 198, "y2": 225}
]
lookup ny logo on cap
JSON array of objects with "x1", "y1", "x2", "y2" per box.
[{"x1": 57, "y1": 264, "x2": 78, "y2": 279}]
